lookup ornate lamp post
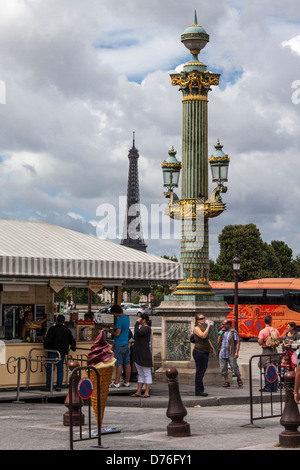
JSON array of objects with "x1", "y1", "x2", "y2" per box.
[
  {"x1": 232, "y1": 255, "x2": 241, "y2": 333},
  {"x1": 156, "y1": 12, "x2": 232, "y2": 385},
  {"x1": 162, "y1": 11, "x2": 229, "y2": 298}
]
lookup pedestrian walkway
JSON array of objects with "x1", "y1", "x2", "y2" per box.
[
  {"x1": 0, "y1": 343, "x2": 276, "y2": 406},
  {"x1": 0, "y1": 376, "x2": 279, "y2": 408}
]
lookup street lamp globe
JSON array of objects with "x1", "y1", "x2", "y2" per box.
[
  {"x1": 209, "y1": 139, "x2": 230, "y2": 185},
  {"x1": 181, "y1": 10, "x2": 209, "y2": 57},
  {"x1": 232, "y1": 255, "x2": 241, "y2": 273},
  {"x1": 161, "y1": 147, "x2": 182, "y2": 190}
]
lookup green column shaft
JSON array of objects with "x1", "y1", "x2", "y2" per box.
[
  {"x1": 182, "y1": 99, "x2": 208, "y2": 200},
  {"x1": 178, "y1": 209, "x2": 210, "y2": 295},
  {"x1": 169, "y1": 67, "x2": 220, "y2": 297}
]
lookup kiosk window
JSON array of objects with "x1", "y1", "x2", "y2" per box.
[{"x1": 2, "y1": 305, "x2": 34, "y2": 339}]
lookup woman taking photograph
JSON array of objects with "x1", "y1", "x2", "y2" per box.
[
  {"x1": 192, "y1": 315, "x2": 216, "y2": 397},
  {"x1": 131, "y1": 313, "x2": 153, "y2": 398}
]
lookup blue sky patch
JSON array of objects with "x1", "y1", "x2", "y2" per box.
[
  {"x1": 94, "y1": 29, "x2": 140, "y2": 50},
  {"x1": 214, "y1": 67, "x2": 244, "y2": 90}
]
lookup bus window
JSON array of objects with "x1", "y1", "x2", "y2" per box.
[
  {"x1": 211, "y1": 289, "x2": 234, "y2": 304},
  {"x1": 265, "y1": 289, "x2": 286, "y2": 305},
  {"x1": 286, "y1": 290, "x2": 300, "y2": 313},
  {"x1": 237, "y1": 290, "x2": 264, "y2": 304}
]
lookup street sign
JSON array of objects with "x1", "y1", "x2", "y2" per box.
[
  {"x1": 78, "y1": 377, "x2": 94, "y2": 399},
  {"x1": 265, "y1": 363, "x2": 278, "y2": 383}
]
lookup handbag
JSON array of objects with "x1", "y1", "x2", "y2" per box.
[{"x1": 190, "y1": 333, "x2": 195, "y2": 344}]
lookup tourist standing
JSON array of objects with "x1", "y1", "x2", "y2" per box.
[
  {"x1": 108, "y1": 304, "x2": 131, "y2": 388},
  {"x1": 218, "y1": 319, "x2": 243, "y2": 388},
  {"x1": 43, "y1": 314, "x2": 76, "y2": 391},
  {"x1": 258, "y1": 315, "x2": 280, "y2": 392},
  {"x1": 131, "y1": 313, "x2": 153, "y2": 398},
  {"x1": 192, "y1": 315, "x2": 216, "y2": 397}
]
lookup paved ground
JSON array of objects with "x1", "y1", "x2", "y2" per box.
[{"x1": 0, "y1": 397, "x2": 292, "y2": 453}]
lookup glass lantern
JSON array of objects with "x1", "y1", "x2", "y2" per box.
[
  {"x1": 161, "y1": 147, "x2": 182, "y2": 190},
  {"x1": 209, "y1": 139, "x2": 230, "y2": 184}
]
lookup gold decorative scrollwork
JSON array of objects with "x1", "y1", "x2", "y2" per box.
[
  {"x1": 164, "y1": 195, "x2": 226, "y2": 220},
  {"x1": 170, "y1": 70, "x2": 220, "y2": 95}
]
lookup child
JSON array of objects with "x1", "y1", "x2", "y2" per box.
[{"x1": 279, "y1": 354, "x2": 290, "y2": 380}]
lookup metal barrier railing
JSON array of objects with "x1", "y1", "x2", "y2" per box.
[
  {"x1": 247, "y1": 352, "x2": 286, "y2": 426},
  {"x1": 26, "y1": 348, "x2": 61, "y2": 394},
  {"x1": 65, "y1": 347, "x2": 90, "y2": 385},
  {"x1": 4, "y1": 346, "x2": 91, "y2": 403},
  {"x1": 68, "y1": 365, "x2": 102, "y2": 450},
  {"x1": 24, "y1": 346, "x2": 90, "y2": 393},
  {"x1": 6, "y1": 356, "x2": 28, "y2": 403}
]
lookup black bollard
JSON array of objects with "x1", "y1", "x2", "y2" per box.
[
  {"x1": 279, "y1": 370, "x2": 300, "y2": 448},
  {"x1": 166, "y1": 368, "x2": 191, "y2": 437},
  {"x1": 63, "y1": 361, "x2": 85, "y2": 426}
]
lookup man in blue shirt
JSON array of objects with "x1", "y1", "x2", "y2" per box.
[{"x1": 109, "y1": 304, "x2": 131, "y2": 388}]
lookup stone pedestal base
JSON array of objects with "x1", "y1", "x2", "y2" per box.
[
  {"x1": 154, "y1": 297, "x2": 231, "y2": 386},
  {"x1": 155, "y1": 361, "x2": 232, "y2": 386},
  {"x1": 155, "y1": 361, "x2": 230, "y2": 386}
]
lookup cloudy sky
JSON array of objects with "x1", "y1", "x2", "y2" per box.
[{"x1": 0, "y1": 0, "x2": 299, "y2": 262}]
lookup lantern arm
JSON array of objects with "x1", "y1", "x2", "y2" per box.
[
  {"x1": 163, "y1": 189, "x2": 181, "y2": 220},
  {"x1": 207, "y1": 183, "x2": 227, "y2": 204},
  {"x1": 163, "y1": 189, "x2": 173, "y2": 201}
]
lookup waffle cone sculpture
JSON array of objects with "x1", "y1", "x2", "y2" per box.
[{"x1": 86, "y1": 331, "x2": 116, "y2": 427}]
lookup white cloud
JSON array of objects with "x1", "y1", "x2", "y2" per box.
[
  {"x1": 282, "y1": 35, "x2": 300, "y2": 56},
  {"x1": 0, "y1": 0, "x2": 299, "y2": 263}
]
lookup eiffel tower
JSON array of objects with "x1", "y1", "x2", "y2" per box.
[{"x1": 121, "y1": 133, "x2": 147, "y2": 252}]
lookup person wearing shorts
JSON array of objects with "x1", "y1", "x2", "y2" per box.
[{"x1": 108, "y1": 305, "x2": 131, "y2": 388}]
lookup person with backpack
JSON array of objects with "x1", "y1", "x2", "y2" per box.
[{"x1": 258, "y1": 315, "x2": 280, "y2": 392}]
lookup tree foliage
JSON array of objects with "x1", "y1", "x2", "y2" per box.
[
  {"x1": 209, "y1": 223, "x2": 296, "y2": 281},
  {"x1": 293, "y1": 255, "x2": 300, "y2": 277},
  {"x1": 54, "y1": 287, "x2": 101, "y2": 305},
  {"x1": 270, "y1": 240, "x2": 294, "y2": 277}
]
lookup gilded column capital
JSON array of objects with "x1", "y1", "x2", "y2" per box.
[{"x1": 170, "y1": 69, "x2": 220, "y2": 100}]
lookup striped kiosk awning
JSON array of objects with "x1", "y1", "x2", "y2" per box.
[{"x1": 0, "y1": 220, "x2": 183, "y2": 283}]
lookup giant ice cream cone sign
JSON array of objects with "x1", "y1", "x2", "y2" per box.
[{"x1": 86, "y1": 331, "x2": 116, "y2": 427}]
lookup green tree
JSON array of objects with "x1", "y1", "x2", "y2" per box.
[
  {"x1": 153, "y1": 286, "x2": 165, "y2": 306},
  {"x1": 260, "y1": 242, "x2": 281, "y2": 279},
  {"x1": 210, "y1": 223, "x2": 281, "y2": 281},
  {"x1": 54, "y1": 288, "x2": 101, "y2": 306},
  {"x1": 292, "y1": 254, "x2": 300, "y2": 277},
  {"x1": 162, "y1": 255, "x2": 178, "y2": 262},
  {"x1": 270, "y1": 240, "x2": 294, "y2": 277}
]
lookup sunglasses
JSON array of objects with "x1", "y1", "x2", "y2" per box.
[{"x1": 197, "y1": 317, "x2": 205, "y2": 320}]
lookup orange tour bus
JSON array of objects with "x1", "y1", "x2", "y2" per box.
[{"x1": 210, "y1": 278, "x2": 300, "y2": 339}]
